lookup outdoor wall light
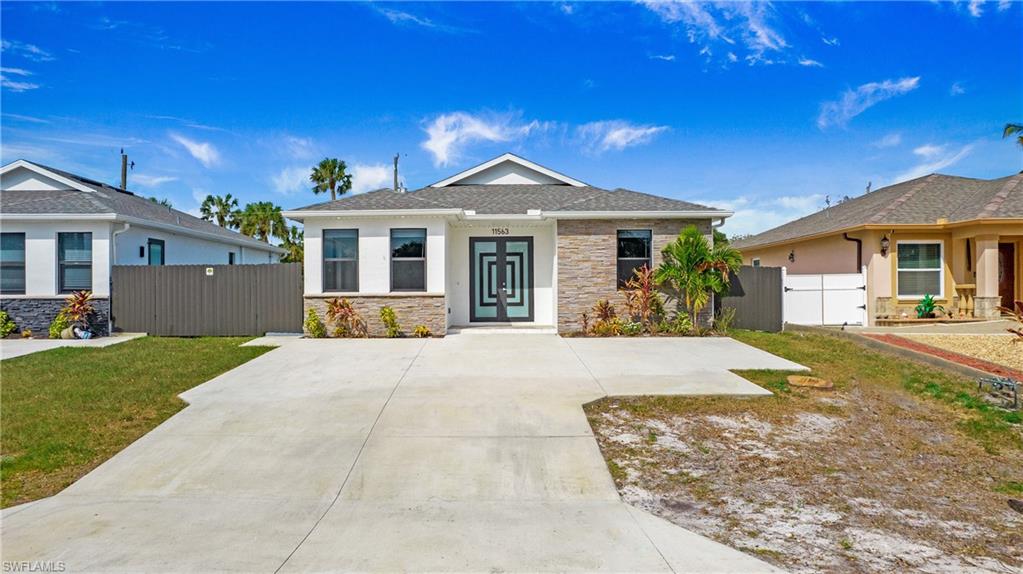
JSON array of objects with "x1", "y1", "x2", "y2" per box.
[
  {"x1": 788, "y1": 250, "x2": 795, "y2": 262},
  {"x1": 880, "y1": 235, "x2": 890, "y2": 257}
]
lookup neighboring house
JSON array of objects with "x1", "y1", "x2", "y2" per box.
[
  {"x1": 733, "y1": 173, "x2": 1023, "y2": 324},
  {"x1": 283, "y1": 153, "x2": 731, "y2": 335},
  {"x1": 0, "y1": 160, "x2": 284, "y2": 334}
]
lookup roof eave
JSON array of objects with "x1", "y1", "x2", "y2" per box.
[
  {"x1": 283, "y1": 208, "x2": 463, "y2": 221},
  {"x1": 545, "y1": 210, "x2": 733, "y2": 220},
  {"x1": 736, "y1": 218, "x2": 1023, "y2": 251}
]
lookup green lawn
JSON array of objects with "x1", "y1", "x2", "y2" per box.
[{"x1": 0, "y1": 337, "x2": 273, "y2": 508}]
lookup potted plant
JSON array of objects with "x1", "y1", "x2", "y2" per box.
[{"x1": 914, "y1": 294, "x2": 944, "y2": 319}]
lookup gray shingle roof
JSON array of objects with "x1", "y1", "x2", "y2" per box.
[
  {"x1": 1, "y1": 161, "x2": 284, "y2": 252},
  {"x1": 289, "y1": 184, "x2": 721, "y2": 215},
  {"x1": 732, "y1": 173, "x2": 1023, "y2": 250}
]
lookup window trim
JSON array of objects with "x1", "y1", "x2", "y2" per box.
[
  {"x1": 389, "y1": 228, "x2": 427, "y2": 293},
  {"x1": 57, "y1": 231, "x2": 93, "y2": 294},
  {"x1": 147, "y1": 238, "x2": 165, "y2": 266},
  {"x1": 0, "y1": 232, "x2": 26, "y2": 295},
  {"x1": 322, "y1": 229, "x2": 359, "y2": 293},
  {"x1": 896, "y1": 240, "x2": 944, "y2": 299},
  {"x1": 616, "y1": 229, "x2": 653, "y2": 289}
]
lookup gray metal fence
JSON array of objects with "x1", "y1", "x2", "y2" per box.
[
  {"x1": 111, "y1": 263, "x2": 303, "y2": 336},
  {"x1": 720, "y1": 265, "x2": 784, "y2": 332}
]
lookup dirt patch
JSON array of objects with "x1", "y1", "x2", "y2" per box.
[
  {"x1": 866, "y1": 334, "x2": 1023, "y2": 380},
  {"x1": 900, "y1": 334, "x2": 1023, "y2": 373},
  {"x1": 586, "y1": 383, "x2": 1023, "y2": 573}
]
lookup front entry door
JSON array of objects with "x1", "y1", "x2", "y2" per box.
[
  {"x1": 999, "y1": 243, "x2": 1016, "y2": 311},
  {"x1": 470, "y1": 237, "x2": 534, "y2": 322}
]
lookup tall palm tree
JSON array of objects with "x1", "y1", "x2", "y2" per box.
[
  {"x1": 239, "y1": 201, "x2": 287, "y2": 243},
  {"x1": 199, "y1": 194, "x2": 241, "y2": 228},
  {"x1": 653, "y1": 225, "x2": 742, "y2": 327},
  {"x1": 280, "y1": 225, "x2": 304, "y2": 263},
  {"x1": 310, "y1": 158, "x2": 352, "y2": 202},
  {"x1": 1004, "y1": 123, "x2": 1023, "y2": 149}
]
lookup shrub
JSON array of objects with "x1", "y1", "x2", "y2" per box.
[
  {"x1": 304, "y1": 309, "x2": 326, "y2": 338},
  {"x1": 64, "y1": 290, "x2": 96, "y2": 329},
  {"x1": 623, "y1": 265, "x2": 663, "y2": 331},
  {"x1": 653, "y1": 225, "x2": 741, "y2": 328},
  {"x1": 49, "y1": 310, "x2": 71, "y2": 339},
  {"x1": 587, "y1": 300, "x2": 622, "y2": 336},
  {"x1": 620, "y1": 320, "x2": 644, "y2": 336},
  {"x1": 658, "y1": 313, "x2": 693, "y2": 335},
  {"x1": 914, "y1": 294, "x2": 944, "y2": 318},
  {"x1": 412, "y1": 324, "x2": 432, "y2": 338},
  {"x1": 380, "y1": 306, "x2": 401, "y2": 338},
  {"x1": 714, "y1": 307, "x2": 737, "y2": 333},
  {"x1": 325, "y1": 298, "x2": 367, "y2": 338},
  {"x1": 591, "y1": 317, "x2": 625, "y2": 337},
  {"x1": 0, "y1": 311, "x2": 16, "y2": 338}
]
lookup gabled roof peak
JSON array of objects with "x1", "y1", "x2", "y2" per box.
[{"x1": 429, "y1": 153, "x2": 587, "y2": 187}]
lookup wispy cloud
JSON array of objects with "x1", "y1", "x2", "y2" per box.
[
  {"x1": 712, "y1": 194, "x2": 826, "y2": 237},
  {"x1": 0, "y1": 67, "x2": 39, "y2": 92},
  {"x1": 170, "y1": 133, "x2": 221, "y2": 167},
  {"x1": 351, "y1": 163, "x2": 392, "y2": 193},
  {"x1": 798, "y1": 57, "x2": 823, "y2": 68},
  {"x1": 968, "y1": 0, "x2": 984, "y2": 17},
  {"x1": 821, "y1": 36, "x2": 840, "y2": 46},
  {"x1": 2, "y1": 113, "x2": 50, "y2": 124},
  {"x1": 575, "y1": 120, "x2": 669, "y2": 153},
  {"x1": 271, "y1": 166, "x2": 309, "y2": 195},
  {"x1": 420, "y1": 111, "x2": 546, "y2": 167},
  {"x1": 895, "y1": 143, "x2": 974, "y2": 182},
  {"x1": 949, "y1": 82, "x2": 966, "y2": 96},
  {"x1": 639, "y1": 1, "x2": 789, "y2": 66},
  {"x1": 376, "y1": 7, "x2": 475, "y2": 34},
  {"x1": 817, "y1": 76, "x2": 920, "y2": 129},
  {"x1": 872, "y1": 133, "x2": 902, "y2": 148},
  {"x1": 131, "y1": 174, "x2": 178, "y2": 187},
  {"x1": 0, "y1": 39, "x2": 55, "y2": 62},
  {"x1": 283, "y1": 136, "x2": 316, "y2": 161},
  {"x1": 649, "y1": 54, "x2": 676, "y2": 61}
]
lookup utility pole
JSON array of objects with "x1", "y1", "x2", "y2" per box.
[
  {"x1": 120, "y1": 149, "x2": 128, "y2": 189},
  {"x1": 393, "y1": 153, "x2": 400, "y2": 192}
]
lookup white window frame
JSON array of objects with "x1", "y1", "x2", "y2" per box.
[
  {"x1": 751, "y1": 258, "x2": 761, "y2": 268},
  {"x1": 896, "y1": 240, "x2": 944, "y2": 299}
]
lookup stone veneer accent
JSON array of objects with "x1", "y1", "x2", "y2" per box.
[
  {"x1": 973, "y1": 296, "x2": 1001, "y2": 319},
  {"x1": 556, "y1": 219, "x2": 713, "y2": 333},
  {"x1": 305, "y1": 294, "x2": 447, "y2": 337},
  {"x1": 0, "y1": 297, "x2": 110, "y2": 336}
]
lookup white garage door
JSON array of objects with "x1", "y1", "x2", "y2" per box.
[{"x1": 784, "y1": 267, "x2": 866, "y2": 326}]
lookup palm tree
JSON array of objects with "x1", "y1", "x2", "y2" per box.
[
  {"x1": 148, "y1": 196, "x2": 172, "y2": 208},
  {"x1": 280, "y1": 225, "x2": 304, "y2": 263},
  {"x1": 653, "y1": 225, "x2": 742, "y2": 327},
  {"x1": 310, "y1": 158, "x2": 352, "y2": 202},
  {"x1": 199, "y1": 194, "x2": 241, "y2": 228},
  {"x1": 1004, "y1": 123, "x2": 1023, "y2": 148},
  {"x1": 239, "y1": 201, "x2": 287, "y2": 243}
]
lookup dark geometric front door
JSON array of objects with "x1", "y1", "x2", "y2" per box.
[{"x1": 469, "y1": 237, "x2": 534, "y2": 322}]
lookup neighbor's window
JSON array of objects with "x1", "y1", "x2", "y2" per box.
[
  {"x1": 617, "y1": 229, "x2": 652, "y2": 288},
  {"x1": 897, "y1": 241, "x2": 943, "y2": 298},
  {"x1": 0, "y1": 232, "x2": 26, "y2": 294},
  {"x1": 228, "y1": 252, "x2": 236, "y2": 265},
  {"x1": 147, "y1": 238, "x2": 165, "y2": 266},
  {"x1": 391, "y1": 228, "x2": 427, "y2": 292},
  {"x1": 752, "y1": 258, "x2": 761, "y2": 268},
  {"x1": 323, "y1": 229, "x2": 358, "y2": 292},
  {"x1": 58, "y1": 232, "x2": 92, "y2": 293}
]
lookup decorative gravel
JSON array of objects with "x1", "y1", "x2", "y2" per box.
[{"x1": 902, "y1": 334, "x2": 1023, "y2": 372}]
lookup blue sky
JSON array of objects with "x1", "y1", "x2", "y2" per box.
[{"x1": 2, "y1": 1, "x2": 1021, "y2": 236}]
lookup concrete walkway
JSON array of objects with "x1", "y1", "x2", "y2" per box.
[
  {"x1": 1, "y1": 334, "x2": 804, "y2": 573},
  {"x1": 0, "y1": 333, "x2": 145, "y2": 360}
]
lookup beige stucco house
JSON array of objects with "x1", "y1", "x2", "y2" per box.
[
  {"x1": 733, "y1": 172, "x2": 1023, "y2": 324},
  {"x1": 283, "y1": 153, "x2": 731, "y2": 335}
]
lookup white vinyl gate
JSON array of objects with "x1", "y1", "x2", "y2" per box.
[{"x1": 783, "y1": 266, "x2": 867, "y2": 326}]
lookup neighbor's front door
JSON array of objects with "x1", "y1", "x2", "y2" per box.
[
  {"x1": 999, "y1": 243, "x2": 1016, "y2": 311},
  {"x1": 470, "y1": 237, "x2": 534, "y2": 322}
]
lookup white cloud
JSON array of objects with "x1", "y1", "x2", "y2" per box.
[
  {"x1": 1, "y1": 66, "x2": 32, "y2": 76},
  {"x1": 351, "y1": 163, "x2": 392, "y2": 193},
  {"x1": 2, "y1": 113, "x2": 49, "y2": 124},
  {"x1": 283, "y1": 135, "x2": 316, "y2": 160},
  {"x1": 0, "y1": 39, "x2": 55, "y2": 62},
  {"x1": 131, "y1": 174, "x2": 178, "y2": 187},
  {"x1": 895, "y1": 144, "x2": 974, "y2": 182},
  {"x1": 420, "y1": 111, "x2": 545, "y2": 167},
  {"x1": 998, "y1": 0, "x2": 1011, "y2": 11},
  {"x1": 816, "y1": 76, "x2": 920, "y2": 129},
  {"x1": 559, "y1": 3, "x2": 574, "y2": 15},
  {"x1": 649, "y1": 54, "x2": 676, "y2": 61},
  {"x1": 376, "y1": 7, "x2": 473, "y2": 34},
  {"x1": 872, "y1": 133, "x2": 902, "y2": 148},
  {"x1": 821, "y1": 36, "x2": 840, "y2": 46},
  {"x1": 576, "y1": 120, "x2": 669, "y2": 153},
  {"x1": 950, "y1": 82, "x2": 966, "y2": 96},
  {"x1": 170, "y1": 133, "x2": 220, "y2": 167},
  {"x1": 0, "y1": 70, "x2": 39, "y2": 92},
  {"x1": 639, "y1": 1, "x2": 788, "y2": 66},
  {"x1": 968, "y1": 0, "x2": 984, "y2": 17},
  {"x1": 798, "y1": 58, "x2": 823, "y2": 67},
  {"x1": 710, "y1": 194, "x2": 826, "y2": 237},
  {"x1": 271, "y1": 166, "x2": 309, "y2": 195}
]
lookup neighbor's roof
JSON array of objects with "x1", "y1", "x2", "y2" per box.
[
  {"x1": 1, "y1": 160, "x2": 284, "y2": 253},
  {"x1": 733, "y1": 173, "x2": 1023, "y2": 250},
  {"x1": 288, "y1": 184, "x2": 723, "y2": 216}
]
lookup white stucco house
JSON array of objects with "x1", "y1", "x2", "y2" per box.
[
  {"x1": 284, "y1": 153, "x2": 732, "y2": 335},
  {"x1": 0, "y1": 160, "x2": 283, "y2": 334}
]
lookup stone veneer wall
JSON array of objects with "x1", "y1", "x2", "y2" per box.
[
  {"x1": 0, "y1": 297, "x2": 111, "y2": 336},
  {"x1": 305, "y1": 295, "x2": 447, "y2": 337},
  {"x1": 556, "y1": 219, "x2": 713, "y2": 333}
]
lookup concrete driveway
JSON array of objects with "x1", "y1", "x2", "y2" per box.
[{"x1": 1, "y1": 334, "x2": 804, "y2": 573}]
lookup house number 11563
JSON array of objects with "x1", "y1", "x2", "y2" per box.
[{"x1": 491, "y1": 227, "x2": 510, "y2": 235}]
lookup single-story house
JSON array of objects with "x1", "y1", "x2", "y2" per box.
[
  {"x1": 0, "y1": 160, "x2": 284, "y2": 334},
  {"x1": 733, "y1": 172, "x2": 1023, "y2": 324},
  {"x1": 283, "y1": 153, "x2": 731, "y2": 335}
]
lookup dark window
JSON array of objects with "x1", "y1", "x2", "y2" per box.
[
  {"x1": 228, "y1": 252, "x2": 236, "y2": 265},
  {"x1": 58, "y1": 232, "x2": 92, "y2": 293},
  {"x1": 323, "y1": 229, "x2": 358, "y2": 292},
  {"x1": 616, "y1": 229, "x2": 652, "y2": 288},
  {"x1": 0, "y1": 232, "x2": 26, "y2": 294},
  {"x1": 752, "y1": 258, "x2": 761, "y2": 268},
  {"x1": 147, "y1": 238, "x2": 165, "y2": 266},
  {"x1": 391, "y1": 228, "x2": 426, "y2": 292}
]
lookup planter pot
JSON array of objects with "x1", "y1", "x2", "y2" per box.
[{"x1": 60, "y1": 326, "x2": 76, "y2": 339}]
